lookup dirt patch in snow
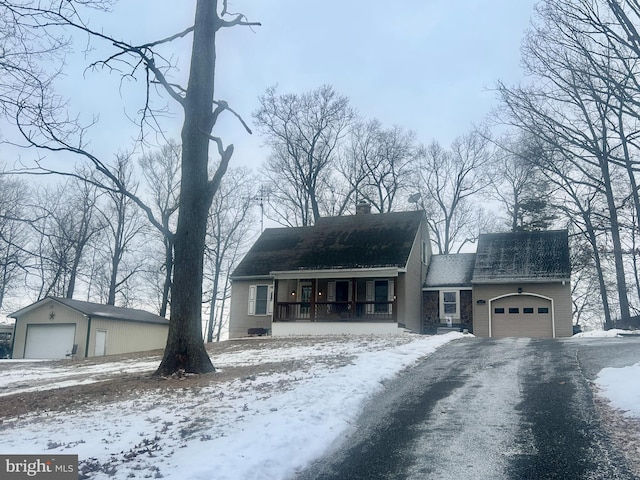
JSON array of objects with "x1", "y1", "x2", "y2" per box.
[
  {"x1": 0, "y1": 336, "x2": 361, "y2": 420},
  {"x1": 594, "y1": 396, "x2": 640, "y2": 477}
]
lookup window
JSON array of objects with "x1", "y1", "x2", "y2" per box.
[
  {"x1": 440, "y1": 291, "x2": 459, "y2": 319},
  {"x1": 255, "y1": 286, "x2": 269, "y2": 315},
  {"x1": 509, "y1": 307, "x2": 519, "y2": 314},
  {"x1": 248, "y1": 284, "x2": 272, "y2": 316},
  {"x1": 538, "y1": 307, "x2": 549, "y2": 314},
  {"x1": 523, "y1": 307, "x2": 534, "y2": 314},
  {"x1": 494, "y1": 307, "x2": 505, "y2": 314}
]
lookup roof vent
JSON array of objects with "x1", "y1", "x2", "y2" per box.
[{"x1": 356, "y1": 201, "x2": 371, "y2": 215}]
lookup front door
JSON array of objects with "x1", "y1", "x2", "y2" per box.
[{"x1": 300, "y1": 282, "x2": 313, "y2": 319}]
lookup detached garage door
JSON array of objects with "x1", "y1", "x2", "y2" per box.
[
  {"x1": 491, "y1": 296, "x2": 553, "y2": 338},
  {"x1": 24, "y1": 324, "x2": 76, "y2": 359}
]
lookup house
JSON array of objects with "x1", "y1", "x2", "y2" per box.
[
  {"x1": 229, "y1": 206, "x2": 431, "y2": 337},
  {"x1": 10, "y1": 297, "x2": 169, "y2": 359},
  {"x1": 229, "y1": 207, "x2": 573, "y2": 339},
  {"x1": 424, "y1": 230, "x2": 572, "y2": 338}
]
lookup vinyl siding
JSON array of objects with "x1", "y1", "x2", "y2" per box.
[
  {"x1": 228, "y1": 279, "x2": 273, "y2": 339},
  {"x1": 472, "y1": 282, "x2": 572, "y2": 338},
  {"x1": 399, "y1": 222, "x2": 430, "y2": 333}
]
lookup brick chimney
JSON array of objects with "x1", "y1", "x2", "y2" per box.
[{"x1": 356, "y1": 200, "x2": 371, "y2": 215}]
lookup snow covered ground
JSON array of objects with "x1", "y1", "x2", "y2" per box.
[
  {"x1": 588, "y1": 330, "x2": 640, "y2": 419},
  {"x1": 0, "y1": 333, "x2": 464, "y2": 480},
  {"x1": 0, "y1": 330, "x2": 637, "y2": 480}
]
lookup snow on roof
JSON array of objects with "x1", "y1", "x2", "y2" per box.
[
  {"x1": 472, "y1": 230, "x2": 570, "y2": 283},
  {"x1": 424, "y1": 254, "x2": 476, "y2": 288}
]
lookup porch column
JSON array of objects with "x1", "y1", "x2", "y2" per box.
[
  {"x1": 311, "y1": 279, "x2": 317, "y2": 322},
  {"x1": 351, "y1": 278, "x2": 357, "y2": 319},
  {"x1": 273, "y1": 279, "x2": 279, "y2": 321}
]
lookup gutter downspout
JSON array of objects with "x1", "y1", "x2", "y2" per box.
[{"x1": 84, "y1": 315, "x2": 92, "y2": 359}]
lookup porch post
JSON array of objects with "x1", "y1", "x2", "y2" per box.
[
  {"x1": 273, "y1": 279, "x2": 279, "y2": 321},
  {"x1": 311, "y1": 279, "x2": 317, "y2": 322},
  {"x1": 351, "y1": 278, "x2": 357, "y2": 319}
]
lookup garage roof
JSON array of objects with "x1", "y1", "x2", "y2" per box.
[
  {"x1": 472, "y1": 230, "x2": 570, "y2": 283},
  {"x1": 11, "y1": 297, "x2": 169, "y2": 325}
]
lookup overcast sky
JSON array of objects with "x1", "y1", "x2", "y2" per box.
[{"x1": 2, "y1": 1, "x2": 538, "y2": 173}]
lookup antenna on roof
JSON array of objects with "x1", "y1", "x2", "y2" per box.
[{"x1": 245, "y1": 185, "x2": 271, "y2": 232}]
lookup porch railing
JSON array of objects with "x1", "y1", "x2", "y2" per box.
[{"x1": 275, "y1": 301, "x2": 396, "y2": 322}]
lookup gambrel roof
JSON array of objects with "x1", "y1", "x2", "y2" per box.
[
  {"x1": 472, "y1": 230, "x2": 570, "y2": 283},
  {"x1": 231, "y1": 210, "x2": 425, "y2": 278}
]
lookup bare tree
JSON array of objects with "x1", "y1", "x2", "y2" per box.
[
  {"x1": 489, "y1": 133, "x2": 557, "y2": 232},
  {"x1": 139, "y1": 141, "x2": 181, "y2": 318},
  {"x1": 204, "y1": 167, "x2": 257, "y2": 342},
  {"x1": 0, "y1": 1, "x2": 259, "y2": 374},
  {"x1": 0, "y1": 174, "x2": 29, "y2": 312},
  {"x1": 496, "y1": 0, "x2": 636, "y2": 324},
  {"x1": 412, "y1": 131, "x2": 494, "y2": 254},
  {"x1": 30, "y1": 179, "x2": 104, "y2": 300},
  {"x1": 93, "y1": 153, "x2": 148, "y2": 306},
  {"x1": 337, "y1": 119, "x2": 417, "y2": 214},
  {"x1": 254, "y1": 85, "x2": 355, "y2": 226}
]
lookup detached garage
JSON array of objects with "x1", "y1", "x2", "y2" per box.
[{"x1": 10, "y1": 297, "x2": 169, "y2": 359}]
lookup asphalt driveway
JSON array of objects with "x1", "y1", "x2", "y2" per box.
[{"x1": 296, "y1": 336, "x2": 640, "y2": 480}]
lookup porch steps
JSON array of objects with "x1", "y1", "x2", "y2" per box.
[{"x1": 436, "y1": 326, "x2": 461, "y2": 335}]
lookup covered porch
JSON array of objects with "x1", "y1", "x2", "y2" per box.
[{"x1": 272, "y1": 271, "x2": 400, "y2": 326}]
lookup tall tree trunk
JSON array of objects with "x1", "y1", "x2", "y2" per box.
[
  {"x1": 583, "y1": 214, "x2": 614, "y2": 329},
  {"x1": 155, "y1": 0, "x2": 219, "y2": 375},
  {"x1": 107, "y1": 244, "x2": 121, "y2": 305},
  {"x1": 206, "y1": 253, "x2": 222, "y2": 343},
  {"x1": 600, "y1": 159, "x2": 631, "y2": 323},
  {"x1": 159, "y1": 236, "x2": 173, "y2": 318}
]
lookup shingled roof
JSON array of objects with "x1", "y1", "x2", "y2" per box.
[
  {"x1": 424, "y1": 253, "x2": 476, "y2": 288},
  {"x1": 232, "y1": 210, "x2": 425, "y2": 278},
  {"x1": 472, "y1": 230, "x2": 570, "y2": 283},
  {"x1": 11, "y1": 297, "x2": 169, "y2": 325}
]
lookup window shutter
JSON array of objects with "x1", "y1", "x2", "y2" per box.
[
  {"x1": 267, "y1": 285, "x2": 274, "y2": 315},
  {"x1": 366, "y1": 281, "x2": 374, "y2": 314},
  {"x1": 388, "y1": 280, "x2": 394, "y2": 314},
  {"x1": 348, "y1": 280, "x2": 353, "y2": 302},
  {"x1": 327, "y1": 282, "x2": 336, "y2": 302},
  {"x1": 248, "y1": 285, "x2": 256, "y2": 315}
]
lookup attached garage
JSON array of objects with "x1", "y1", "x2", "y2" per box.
[
  {"x1": 24, "y1": 324, "x2": 76, "y2": 359},
  {"x1": 490, "y1": 295, "x2": 553, "y2": 338},
  {"x1": 471, "y1": 230, "x2": 573, "y2": 338}
]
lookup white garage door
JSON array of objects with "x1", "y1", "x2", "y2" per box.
[
  {"x1": 491, "y1": 296, "x2": 553, "y2": 338},
  {"x1": 24, "y1": 324, "x2": 76, "y2": 359}
]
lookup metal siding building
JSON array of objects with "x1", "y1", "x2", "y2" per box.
[{"x1": 10, "y1": 297, "x2": 169, "y2": 359}]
